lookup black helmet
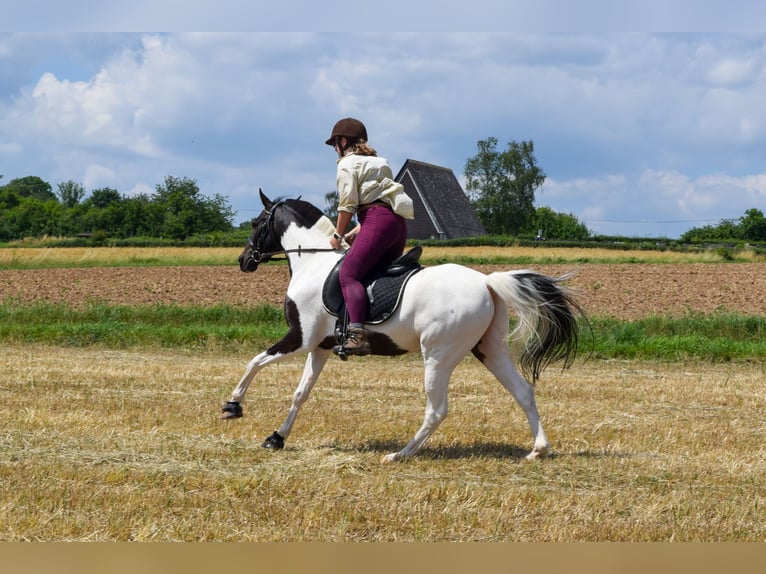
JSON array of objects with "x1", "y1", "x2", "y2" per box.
[{"x1": 325, "y1": 117, "x2": 368, "y2": 146}]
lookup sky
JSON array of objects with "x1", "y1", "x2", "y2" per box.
[{"x1": 2, "y1": 3, "x2": 766, "y2": 238}]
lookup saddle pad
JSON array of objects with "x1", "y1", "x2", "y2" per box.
[
  {"x1": 364, "y1": 267, "x2": 422, "y2": 324},
  {"x1": 322, "y1": 249, "x2": 423, "y2": 324}
]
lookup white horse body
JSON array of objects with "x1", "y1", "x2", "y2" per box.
[{"x1": 228, "y1": 193, "x2": 584, "y2": 463}]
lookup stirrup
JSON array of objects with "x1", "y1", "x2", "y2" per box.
[{"x1": 332, "y1": 344, "x2": 349, "y2": 361}]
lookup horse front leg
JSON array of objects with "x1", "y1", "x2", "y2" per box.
[
  {"x1": 221, "y1": 349, "x2": 287, "y2": 419},
  {"x1": 264, "y1": 348, "x2": 331, "y2": 449},
  {"x1": 223, "y1": 296, "x2": 309, "y2": 420}
]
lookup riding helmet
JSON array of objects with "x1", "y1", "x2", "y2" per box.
[{"x1": 325, "y1": 117, "x2": 368, "y2": 146}]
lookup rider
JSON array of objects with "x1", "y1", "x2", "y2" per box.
[{"x1": 326, "y1": 117, "x2": 414, "y2": 355}]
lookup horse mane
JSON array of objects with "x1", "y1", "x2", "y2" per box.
[
  {"x1": 283, "y1": 198, "x2": 335, "y2": 237},
  {"x1": 314, "y1": 214, "x2": 336, "y2": 237}
]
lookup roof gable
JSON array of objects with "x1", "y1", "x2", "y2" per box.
[{"x1": 395, "y1": 159, "x2": 486, "y2": 240}]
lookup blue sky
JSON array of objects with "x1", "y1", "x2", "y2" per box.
[{"x1": 2, "y1": 3, "x2": 766, "y2": 238}]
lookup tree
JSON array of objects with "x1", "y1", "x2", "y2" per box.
[
  {"x1": 464, "y1": 138, "x2": 546, "y2": 235},
  {"x1": 0, "y1": 187, "x2": 21, "y2": 210},
  {"x1": 2, "y1": 176, "x2": 56, "y2": 201},
  {"x1": 87, "y1": 187, "x2": 122, "y2": 209},
  {"x1": 120, "y1": 194, "x2": 153, "y2": 237},
  {"x1": 323, "y1": 190, "x2": 339, "y2": 221},
  {"x1": 151, "y1": 176, "x2": 235, "y2": 239},
  {"x1": 1, "y1": 197, "x2": 63, "y2": 239},
  {"x1": 0, "y1": 174, "x2": 236, "y2": 241},
  {"x1": 740, "y1": 208, "x2": 766, "y2": 241},
  {"x1": 323, "y1": 189, "x2": 358, "y2": 228},
  {"x1": 680, "y1": 208, "x2": 766, "y2": 242},
  {"x1": 532, "y1": 206, "x2": 590, "y2": 240},
  {"x1": 57, "y1": 180, "x2": 86, "y2": 208}
]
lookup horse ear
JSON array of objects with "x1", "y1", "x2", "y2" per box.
[{"x1": 259, "y1": 188, "x2": 273, "y2": 209}]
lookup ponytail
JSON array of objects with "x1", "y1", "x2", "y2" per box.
[{"x1": 348, "y1": 140, "x2": 377, "y2": 157}]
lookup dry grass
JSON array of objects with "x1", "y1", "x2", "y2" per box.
[
  {"x1": 0, "y1": 245, "x2": 757, "y2": 269},
  {"x1": 0, "y1": 247, "x2": 240, "y2": 268},
  {"x1": 1, "y1": 345, "x2": 763, "y2": 541},
  {"x1": 419, "y1": 245, "x2": 759, "y2": 264}
]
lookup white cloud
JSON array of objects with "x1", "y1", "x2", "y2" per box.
[
  {"x1": 544, "y1": 168, "x2": 766, "y2": 237},
  {"x1": 3, "y1": 32, "x2": 766, "y2": 237},
  {"x1": 707, "y1": 57, "x2": 758, "y2": 87},
  {"x1": 82, "y1": 164, "x2": 117, "y2": 190}
]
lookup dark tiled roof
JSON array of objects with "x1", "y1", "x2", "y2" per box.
[{"x1": 395, "y1": 159, "x2": 486, "y2": 240}]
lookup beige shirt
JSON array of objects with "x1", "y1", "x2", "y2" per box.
[{"x1": 336, "y1": 154, "x2": 414, "y2": 219}]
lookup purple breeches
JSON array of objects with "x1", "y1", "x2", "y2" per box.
[{"x1": 339, "y1": 205, "x2": 408, "y2": 324}]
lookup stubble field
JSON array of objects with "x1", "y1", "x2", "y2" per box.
[{"x1": 0, "y1": 248, "x2": 764, "y2": 541}]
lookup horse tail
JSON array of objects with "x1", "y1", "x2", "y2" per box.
[{"x1": 485, "y1": 270, "x2": 587, "y2": 383}]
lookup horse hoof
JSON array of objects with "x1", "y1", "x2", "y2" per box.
[
  {"x1": 221, "y1": 401, "x2": 243, "y2": 419},
  {"x1": 262, "y1": 431, "x2": 285, "y2": 450},
  {"x1": 380, "y1": 453, "x2": 398, "y2": 464},
  {"x1": 525, "y1": 447, "x2": 549, "y2": 461}
]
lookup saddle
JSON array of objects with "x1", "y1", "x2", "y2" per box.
[{"x1": 322, "y1": 245, "x2": 423, "y2": 325}]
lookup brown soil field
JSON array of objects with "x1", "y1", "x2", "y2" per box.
[{"x1": 1, "y1": 263, "x2": 765, "y2": 320}]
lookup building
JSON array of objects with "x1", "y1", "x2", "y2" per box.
[{"x1": 395, "y1": 159, "x2": 486, "y2": 240}]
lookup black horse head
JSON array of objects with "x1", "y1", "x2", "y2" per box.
[
  {"x1": 238, "y1": 189, "x2": 329, "y2": 273},
  {"x1": 239, "y1": 189, "x2": 287, "y2": 272}
]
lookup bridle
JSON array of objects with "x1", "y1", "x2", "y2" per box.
[{"x1": 244, "y1": 200, "x2": 338, "y2": 265}]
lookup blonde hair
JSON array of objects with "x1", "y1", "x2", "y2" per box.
[{"x1": 348, "y1": 140, "x2": 377, "y2": 156}]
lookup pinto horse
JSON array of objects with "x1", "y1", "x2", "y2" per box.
[{"x1": 224, "y1": 190, "x2": 586, "y2": 463}]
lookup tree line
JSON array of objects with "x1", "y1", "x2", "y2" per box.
[
  {"x1": 4, "y1": 138, "x2": 763, "y2": 244},
  {"x1": 680, "y1": 208, "x2": 766, "y2": 243},
  {"x1": 461, "y1": 137, "x2": 766, "y2": 243},
  {"x1": 0, "y1": 175, "x2": 235, "y2": 242}
]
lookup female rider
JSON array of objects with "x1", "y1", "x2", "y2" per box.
[{"x1": 326, "y1": 118, "x2": 414, "y2": 355}]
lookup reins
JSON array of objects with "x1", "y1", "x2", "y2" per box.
[
  {"x1": 246, "y1": 199, "x2": 340, "y2": 264},
  {"x1": 250, "y1": 245, "x2": 338, "y2": 263}
]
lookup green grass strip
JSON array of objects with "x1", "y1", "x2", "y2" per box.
[
  {"x1": 0, "y1": 301, "x2": 287, "y2": 351},
  {"x1": 2, "y1": 301, "x2": 766, "y2": 362},
  {"x1": 585, "y1": 312, "x2": 766, "y2": 362}
]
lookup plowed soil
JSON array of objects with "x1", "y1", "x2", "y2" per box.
[{"x1": 1, "y1": 263, "x2": 765, "y2": 320}]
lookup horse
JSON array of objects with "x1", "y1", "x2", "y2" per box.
[{"x1": 224, "y1": 189, "x2": 586, "y2": 463}]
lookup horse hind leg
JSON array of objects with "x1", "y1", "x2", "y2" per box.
[{"x1": 473, "y1": 337, "x2": 550, "y2": 461}]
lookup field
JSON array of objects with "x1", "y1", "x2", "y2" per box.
[
  {"x1": 1, "y1": 247, "x2": 765, "y2": 541},
  {"x1": 0, "y1": 248, "x2": 766, "y2": 319}
]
